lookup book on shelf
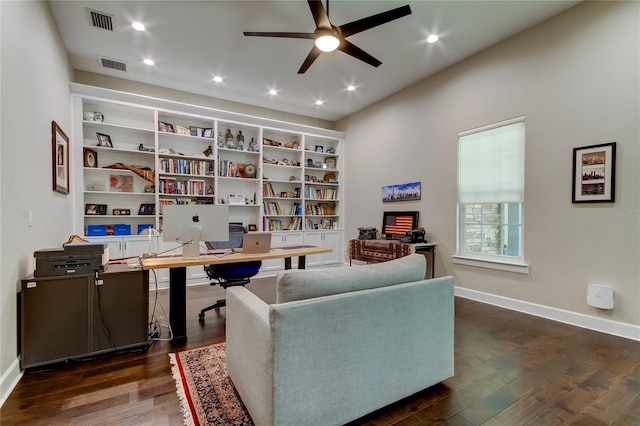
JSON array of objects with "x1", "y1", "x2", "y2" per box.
[
  {"x1": 159, "y1": 158, "x2": 212, "y2": 176},
  {"x1": 263, "y1": 182, "x2": 275, "y2": 197}
]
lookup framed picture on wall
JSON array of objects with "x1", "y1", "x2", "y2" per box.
[
  {"x1": 572, "y1": 142, "x2": 616, "y2": 203},
  {"x1": 52, "y1": 121, "x2": 70, "y2": 194}
]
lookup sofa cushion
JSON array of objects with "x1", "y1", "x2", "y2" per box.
[{"x1": 276, "y1": 253, "x2": 426, "y2": 303}]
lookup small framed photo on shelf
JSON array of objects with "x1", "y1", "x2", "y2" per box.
[
  {"x1": 83, "y1": 148, "x2": 98, "y2": 168},
  {"x1": 113, "y1": 208, "x2": 131, "y2": 216},
  {"x1": 203, "y1": 128, "x2": 213, "y2": 138},
  {"x1": 572, "y1": 142, "x2": 616, "y2": 203},
  {"x1": 325, "y1": 157, "x2": 336, "y2": 169},
  {"x1": 96, "y1": 132, "x2": 113, "y2": 148},
  {"x1": 138, "y1": 204, "x2": 155, "y2": 215},
  {"x1": 228, "y1": 193, "x2": 246, "y2": 205},
  {"x1": 175, "y1": 125, "x2": 191, "y2": 136},
  {"x1": 85, "y1": 204, "x2": 107, "y2": 215},
  {"x1": 248, "y1": 224, "x2": 258, "y2": 231},
  {"x1": 158, "y1": 121, "x2": 175, "y2": 133},
  {"x1": 190, "y1": 126, "x2": 204, "y2": 137},
  {"x1": 315, "y1": 145, "x2": 324, "y2": 153}
]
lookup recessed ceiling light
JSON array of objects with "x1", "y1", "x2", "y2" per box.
[
  {"x1": 132, "y1": 21, "x2": 145, "y2": 31},
  {"x1": 315, "y1": 100, "x2": 323, "y2": 106},
  {"x1": 347, "y1": 85, "x2": 356, "y2": 92},
  {"x1": 427, "y1": 34, "x2": 439, "y2": 44},
  {"x1": 213, "y1": 76, "x2": 223, "y2": 83},
  {"x1": 143, "y1": 58, "x2": 154, "y2": 66},
  {"x1": 269, "y1": 89, "x2": 278, "y2": 95}
]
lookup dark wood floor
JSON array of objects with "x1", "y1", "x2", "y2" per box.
[{"x1": 2, "y1": 277, "x2": 639, "y2": 425}]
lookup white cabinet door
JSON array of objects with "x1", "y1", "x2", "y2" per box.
[
  {"x1": 319, "y1": 230, "x2": 341, "y2": 265},
  {"x1": 261, "y1": 232, "x2": 304, "y2": 272},
  {"x1": 85, "y1": 237, "x2": 124, "y2": 260},
  {"x1": 303, "y1": 230, "x2": 342, "y2": 267},
  {"x1": 122, "y1": 236, "x2": 157, "y2": 258},
  {"x1": 303, "y1": 232, "x2": 323, "y2": 267}
]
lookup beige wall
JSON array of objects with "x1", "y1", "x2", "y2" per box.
[
  {"x1": 338, "y1": 1, "x2": 639, "y2": 328},
  {"x1": 1, "y1": 0, "x2": 74, "y2": 401}
]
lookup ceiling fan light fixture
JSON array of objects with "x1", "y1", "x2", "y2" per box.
[
  {"x1": 315, "y1": 29, "x2": 340, "y2": 52},
  {"x1": 427, "y1": 34, "x2": 439, "y2": 44}
]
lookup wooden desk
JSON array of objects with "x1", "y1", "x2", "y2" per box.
[{"x1": 141, "y1": 245, "x2": 331, "y2": 339}]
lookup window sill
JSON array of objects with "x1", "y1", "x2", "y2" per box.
[{"x1": 452, "y1": 255, "x2": 529, "y2": 274}]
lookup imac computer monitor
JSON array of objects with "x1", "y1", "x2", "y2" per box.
[{"x1": 162, "y1": 204, "x2": 229, "y2": 259}]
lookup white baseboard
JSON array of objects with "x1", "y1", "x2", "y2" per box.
[
  {"x1": 455, "y1": 286, "x2": 640, "y2": 342},
  {"x1": 1, "y1": 357, "x2": 23, "y2": 408}
]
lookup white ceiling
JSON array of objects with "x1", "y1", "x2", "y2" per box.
[{"x1": 49, "y1": 1, "x2": 580, "y2": 122}]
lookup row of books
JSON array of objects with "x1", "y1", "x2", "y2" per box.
[
  {"x1": 305, "y1": 203, "x2": 336, "y2": 216},
  {"x1": 159, "y1": 158, "x2": 213, "y2": 176},
  {"x1": 264, "y1": 217, "x2": 302, "y2": 231},
  {"x1": 262, "y1": 182, "x2": 300, "y2": 198},
  {"x1": 263, "y1": 201, "x2": 303, "y2": 216},
  {"x1": 306, "y1": 218, "x2": 337, "y2": 230},
  {"x1": 305, "y1": 186, "x2": 338, "y2": 200},
  {"x1": 159, "y1": 177, "x2": 209, "y2": 196}
]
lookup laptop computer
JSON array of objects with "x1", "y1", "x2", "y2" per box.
[{"x1": 241, "y1": 233, "x2": 272, "y2": 254}]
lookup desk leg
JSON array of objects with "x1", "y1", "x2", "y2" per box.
[
  {"x1": 284, "y1": 256, "x2": 306, "y2": 270},
  {"x1": 169, "y1": 267, "x2": 187, "y2": 340}
]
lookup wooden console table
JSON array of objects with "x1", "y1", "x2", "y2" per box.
[{"x1": 348, "y1": 239, "x2": 437, "y2": 278}]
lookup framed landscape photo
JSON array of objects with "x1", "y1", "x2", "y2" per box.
[
  {"x1": 52, "y1": 121, "x2": 70, "y2": 194},
  {"x1": 572, "y1": 142, "x2": 616, "y2": 203}
]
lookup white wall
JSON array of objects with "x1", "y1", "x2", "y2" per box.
[
  {"x1": 338, "y1": 2, "x2": 639, "y2": 331},
  {"x1": 0, "y1": 0, "x2": 74, "y2": 403}
]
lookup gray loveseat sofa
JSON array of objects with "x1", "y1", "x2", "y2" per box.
[{"x1": 225, "y1": 254, "x2": 454, "y2": 426}]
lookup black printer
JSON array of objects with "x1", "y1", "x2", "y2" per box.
[{"x1": 34, "y1": 243, "x2": 108, "y2": 277}]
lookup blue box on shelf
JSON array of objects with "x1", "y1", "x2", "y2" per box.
[
  {"x1": 138, "y1": 224, "x2": 154, "y2": 234},
  {"x1": 113, "y1": 224, "x2": 131, "y2": 236},
  {"x1": 87, "y1": 225, "x2": 107, "y2": 236}
]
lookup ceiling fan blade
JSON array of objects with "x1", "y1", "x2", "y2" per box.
[
  {"x1": 298, "y1": 46, "x2": 322, "y2": 74},
  {"x1": 308, "y1": 0, "x2": 331, "y2": 29},
  {"x1": 338, "y1": 39, "x2": 382, "y2": 68},
  {"x1": 338, "y1": 5, "x2": 412, "y2": 38},
  {"x1": 243, "y1": 31, "x2": 316, "y2": 39}
]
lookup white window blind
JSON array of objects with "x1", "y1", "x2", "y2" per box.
[{"x1": 458, "y1": 117, "x2": 525, "y2": 204}]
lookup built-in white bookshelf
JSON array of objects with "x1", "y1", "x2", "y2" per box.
[{"x1": 71, "y1": 83, "x2": 345, "y2": 272}]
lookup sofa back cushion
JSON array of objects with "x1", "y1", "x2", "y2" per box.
[{"x1": 276, "y1": 253, "x2": 426, "y2": 303}]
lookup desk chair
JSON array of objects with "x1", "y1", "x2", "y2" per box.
[{"x1": 199, "y1": 224, "x2": 262, "y2": 321}]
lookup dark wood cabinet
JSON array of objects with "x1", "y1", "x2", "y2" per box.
[{"x1": 20, "y1": 265, "x2": 148, "y2": 369}]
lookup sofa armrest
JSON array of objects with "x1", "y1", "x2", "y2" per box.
[{"x1": 225, "y1": 286, "x2": 274, "y2": 426}]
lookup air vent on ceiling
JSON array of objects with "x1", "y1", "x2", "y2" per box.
[
  {"x1": 87, "y1": 8, "x2": 115, "y2": 31},
  {"x1": 98, "y1": 56, "x2": 127, "y2": 72}
]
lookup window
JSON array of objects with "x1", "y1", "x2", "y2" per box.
[{"x1": 455, "y1": 116, "x2": 528, "y2": 273}]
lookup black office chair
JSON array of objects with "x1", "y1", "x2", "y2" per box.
[{"x1": 199, "y1": 223, "x2": 262, "y2": 321}]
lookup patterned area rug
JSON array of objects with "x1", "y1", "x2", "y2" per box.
[{"x1": 169, "y1": 342, "x2": 254, "y2": 425}]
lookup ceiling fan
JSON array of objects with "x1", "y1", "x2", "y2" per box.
[{"x1": 243, "y1": 0, "x2": 412, "y2": 74}]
